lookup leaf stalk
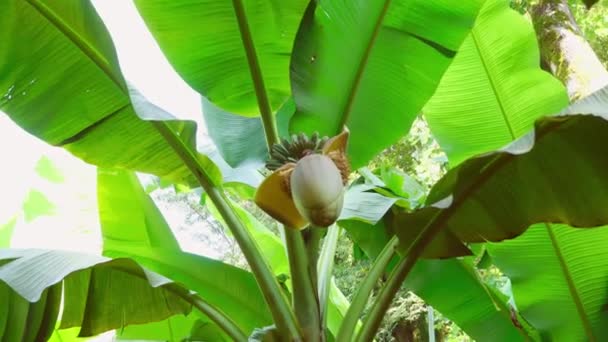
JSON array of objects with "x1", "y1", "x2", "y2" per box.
[{"x1": 336, "y1": 236, "x2": 399, "y2": 341}]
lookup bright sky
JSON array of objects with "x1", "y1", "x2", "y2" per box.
[{"x1": 0, "y1": 2, "x2": 214, "y2": 254}]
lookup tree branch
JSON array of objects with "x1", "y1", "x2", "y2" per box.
[{"x1": 532, "y1": 0, "x2": 608, "y2": 100}]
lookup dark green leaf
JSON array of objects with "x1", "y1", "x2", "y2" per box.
[
  {"x1": 407, "y1": 259, "x2": 533, "y2": 341},
  {"x1": 488, "y1": 223, "x2": 608, "y2": 341},
  {"x1": 340, "y1": 218, "x2": 534, "y2": 341}
]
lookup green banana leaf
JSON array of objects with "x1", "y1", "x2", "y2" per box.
[
  {"x1": 0, "y1": 0, "x2": 218, "y2": 186},
  {"x1": 0, "y1": 283, "x2": 61, "y2": 342},
  {"x1": 0, "y1": 249, "x2": 193, "y2": 338},
  {"x1": 488, "y1": 223, "x2": 608, "y2": 341},
  {"x1": 424, "y1": 0, "x2": 569, "y2": 165},
  {"x1": 98, "y1": 168, "x2": 271, "y2": 335},
  {"x1": 98, "y1": 169, "x2": 180, "y2": 251},
  {"x1": 289, "y1": 0, "x2": 485, "y2": 168},
  {"x1": 133, "y1": 0, "x2": 309, "y2": 117},
  {"x1": 117, "y1": 313, "x2": 228, "y2": 342}
]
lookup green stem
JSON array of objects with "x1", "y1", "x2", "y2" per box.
[
  {"x1": 316, "y1": 225, "x2": 340, "y2": 328},
  {"x1": 231, "y1": 0, "x2": 279, "y2": 147},
  {"x1": 338, "y1": 0, "x2": 393, "y2": 130},
  {"x1": 284, "y1": 227, "x2": 322, "y2": 341},
  {"x1": 545, "y1": 223, "x2": 595, "y2": 341},
  {"x1": 153, "y1": 122, "x2": 300, "y2": 339},
  {"x1": 336, "y1": 236, "x2": 399, "y2": 341},
  {"x1": 356, "y1": 252, "x2": 413, "y2": 342},
  {"x1": 230, "y1": 0, "x2": 322, "y2": 338},
  {"x1": 356, "y1": 211, "x2": 445, "y2": 341},
  {"x1": 175, "y1": 290, "x2": 247, "y2": 342},
  {"x1": 305, "y1": 227, "x2": 325, "y2": 288}
]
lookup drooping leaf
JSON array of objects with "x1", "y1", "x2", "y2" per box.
[
  {"x1": 106, "y1": 246, "x2": 268, "y2": 338},
  {"x1": 378, "y1": 167, "x2": 427, "y2": 208},
  {"x1": 47, "y1": 327, "x2": 97, "y2": 342},
  {"x1": 339, "y1": 184, "x2": 397, "y2": 223},
  {"x1": 97, "y1": 169, "x2": 180, "y2": 251},
  {"x1": 488, "y1": 223, "x2": 608, "y2": 341},
  {"x1": 0, "y1": 282, "x2": 61, "y2": 342},
  {"x1": 424, "y1": 0, "x2": 569, "y2": 165},
  {"x1": 189, "y1": 317, "x2": 231, "y2": 342},
  {"x1": 117, "y1": 313, "x2": 228, "y2": 342},
  {"x1": 97, "y1": 169, "x2": 271, "y2": 335},
  {"x1": 133, "y1": 0, "x2": 309, "y2": 117},
  {"x1": 0, "y1": 249, "x2": 192, "y2": 337},
  {"x1": 0, "y1": 1, "x2": 217, "y2": 186},
  {"x1": 202, "y1": 98, "x2": 294, "y2": 168},
  {"x1": 407, "y1": 259, "x2": 535, "y2": 341},
  {"x1": 391, "y1": 86, "x2": 608, "y2": 257},
  {"x1": 289, "y1": 0, "x2": 485, "y2": 168}
]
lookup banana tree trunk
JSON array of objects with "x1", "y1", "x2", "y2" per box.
[{"x1": 531, "y1": 0, "x2": 608, "y2": 100}]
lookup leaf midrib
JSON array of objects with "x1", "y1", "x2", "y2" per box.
[
  {"x1": 412, "y1": 118, "x2": 568, "y2": 272},
  {"x1": 545, "y1": 223, "x2": 596, "y2": 341},
  {"x1": 26, "y1": 0, "x2": 126, "y2": 93},
  {"x1": 471, "y1": 29, "x2": 516, "y2": 140},
  {"x1": 337, "y1": 0, "x2": 393, "y2": 134},
  {"x1": 106, "y1": 249, "x2": 270, "y2": 324}
]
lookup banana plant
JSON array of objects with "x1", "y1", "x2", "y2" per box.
[{"x1": 2, "y1": 0, "x2": 608, "y2": 341}]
